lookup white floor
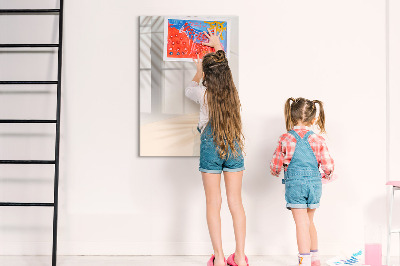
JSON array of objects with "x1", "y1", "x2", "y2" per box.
[
  {"x1": 0, "y1": 255, "x2": 368, "y2": 266},
  {"x1": 0, "y1": 256, "x2": 397, "y2": 266},
  {"x1": 0, "y1": 256, "x2": 322, "y2": 266}
]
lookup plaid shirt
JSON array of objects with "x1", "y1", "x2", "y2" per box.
[{"x1": 270, "y1": 126, "x2": 334, "y2": 179}]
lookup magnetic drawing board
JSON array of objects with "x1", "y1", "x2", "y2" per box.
[{"x1": 163, "y1": 16, "x2": 230, "y2": 62}]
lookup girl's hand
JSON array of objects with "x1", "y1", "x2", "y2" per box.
[
  {"x1": 192, "y1": 54, "x2": 203, "y2": 83},
  {"x1": 202, "y1": 28, "x2": 223, "y2": 51},
  {"x1": 194, "y1": 54, "x2": 202, "y2": 73}
]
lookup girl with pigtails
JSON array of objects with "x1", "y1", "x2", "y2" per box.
[{"x1": 270, "y1": 98, "x2": 335, "y2": 266}]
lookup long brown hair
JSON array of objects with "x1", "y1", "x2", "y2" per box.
[
  {"x1": 202, "y1": 50, "x2": 244, "y2": 158},
  {"x1": 284, "y1": 97, "x2": 326, "y2": 133}
]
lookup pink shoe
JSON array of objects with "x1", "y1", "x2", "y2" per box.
[
  {"x1": 227, "y1": 253, "x2": 249, "y2": 266},
  {"x1": 311, "y1": 260, "x2": 321, "y2": 266},
  {"x1": 207, "y1": 254, "x2": 227, "y2": 266}
]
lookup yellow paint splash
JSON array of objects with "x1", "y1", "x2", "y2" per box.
[{"x1": 204, "y1": 21, "x2": 226, "y2": 40}]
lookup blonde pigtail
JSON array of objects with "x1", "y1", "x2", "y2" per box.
[
  {"x1": 285, "y1": 98, "x2": 295, "y2": 131},
  {"x1": 313, "y1": 100, "x2": 326, "y2": 133}
]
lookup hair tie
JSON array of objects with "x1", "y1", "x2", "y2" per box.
[{"x1": 208, "y1": 62, "x2": 227, "y2": 68}]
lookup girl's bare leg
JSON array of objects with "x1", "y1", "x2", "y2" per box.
[
  {"x1": 307, "y1": 209, "x2": 318, "y2": 251},
  {"x1": 224, "y1": 171, "x2": 247, "y2": 266},
  {"x1": 291, "y1": 208, "x2": 311, "y2": 254},
  {"x1": 202, "y1": 172, "x2": 225, "y2": 266}
]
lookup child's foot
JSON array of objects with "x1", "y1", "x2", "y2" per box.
[
  {"x1": 207, "y1": 254, "x2": 226, "y2": 266},
  {"x1": 227, "y1": 253, "x2": 249, "y2": 266},
  {"x1": 311, "y1": 260, "x2": 320, "y2": 266},
  {"x1": 292, "y1": 254, "x2": 311, "y2": 266},
  {"x1": 311, "y1": 250, "x2": 320, "y2": 266},
  {"x1": 234, "y1": 254, "x2": 248, "y2": 266}
]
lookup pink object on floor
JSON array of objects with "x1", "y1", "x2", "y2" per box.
[
  {"x1": 365, "y1": 243, "x2": 382, "y2": 266},
  {"x1": 207, "y1": 254, "x2": 227, "y2": 266},
  {"x1": 386, "y1": 181, "x2": 400, "y2": 187},
  {"x1": 321, "y1": 173, "x2": 338, "y2": 184},
  {"x1": 227, "y1": 253, "x2": 249, "y2": 266}
]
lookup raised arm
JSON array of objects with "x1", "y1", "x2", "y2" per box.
[
  {"x1": 202, "y1": 28, "x2": 223, "y2": 51},
  {"x1": 185, "y1": 80, "x2": 205, "y2": 104},
  {"x1": 192, "y1": 54, "x2": 202, "y2": 83},
  {"x1": 185, "y1": 54, "x2": 206, "y2": 104}
]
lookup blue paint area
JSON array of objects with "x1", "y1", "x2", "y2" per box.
[{"x1": 168, "y1": 18, "x2": 228, "y2": 49}]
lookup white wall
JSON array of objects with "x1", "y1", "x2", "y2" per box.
[
  {"x1": 0, "y1": 0, "x2": 389, "y2": 257},
  {"x1": 388, "y1": 0, "x2": 400, "y2": 258}
]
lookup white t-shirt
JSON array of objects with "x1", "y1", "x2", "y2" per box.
[{"x1": 185, "y1": 80, "x2": 209, "y2": 133}]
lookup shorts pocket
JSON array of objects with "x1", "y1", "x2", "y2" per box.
[
  {"x1": 200, "y1": 138, "x2": 214, "y2": 152},
  {"x1": 285, "y1": 181, "x2": 303, "y2": 203},
  {"x1": 312, "y1": 182, "x2": 322, "y2": 202}
]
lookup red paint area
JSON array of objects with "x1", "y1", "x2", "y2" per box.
[{"x1": 167, "y1": 25, "x2": 215, "y2": 59}]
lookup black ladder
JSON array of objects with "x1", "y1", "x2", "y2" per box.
[{"x1": 0, "y1": 2, "x2": 64, "y2": 266}]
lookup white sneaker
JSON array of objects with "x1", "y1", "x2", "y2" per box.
[
  {"x1": 311, "y1": 251, "x2": 321, "y2": 266},
  {"x1": 291, "y1": 254, "x2": 311, "y2": 266}
]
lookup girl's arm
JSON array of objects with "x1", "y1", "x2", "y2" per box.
[
  {"x1": 319, "y1": 139, "x2": 335, "y2": 179},
  {"x1": 270, "y1": 136, "x2": 286, "y2": 176},
  {"x1": 192, "y1": 54, "x2": 202, "y2": 83},
  {"x1": 202, "y1": 28, "x2": 223, "y2": 51},
  {"x1": 186, "y1": 55, "x2": 205, "y2": 104},
  {"x1": 186, "y1": 28, "x2": 223, "y2": 103},
  {"x1": 185, "y1": 81, "x2": 205, "y2": 104}
]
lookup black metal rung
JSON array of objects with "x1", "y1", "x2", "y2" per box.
[
  {"x1": 0, "y1": 119, "x2": 56, "y2": 123},
  {"x1": 0, "y1": 81, "x2": 58, "y2": 84},
  {"x1": 0, "y1": 202, "x2": 54, "y2": 207},
  {"x1": 0, "y1": 44, "x2": 59, "y2": 48},
  {"x1": 0, "y1": 9, "x2": 60, "y2": 14},
  {"x1": 0, "y1": 160, "x2": 55, "y2": 164}
]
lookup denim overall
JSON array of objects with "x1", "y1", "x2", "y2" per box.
[
  {"x1": 198, "y1": 124, "x2": 244, "y2": 174},
  {"x1": 283, "y1": 130, "x2": 322, "y2": 210}
]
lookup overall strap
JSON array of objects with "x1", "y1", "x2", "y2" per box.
[
  {"x1": 284, "y1": 129, "x2": 320, "y2": 181},
  {"x1": 288, "y1": 130, "x2": 301, "y2": 141},
  {"x1": 303, "y1": 130, "x2": 314, "y2": 140}
]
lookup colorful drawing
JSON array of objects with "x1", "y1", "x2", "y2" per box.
[{"x1": 163, "y1": 17, "x2": 230, "y2": 61}]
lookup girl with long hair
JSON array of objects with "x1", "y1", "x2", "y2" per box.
[{"x1": 185, "y1": 28, "x2": 248, "y2": 266}]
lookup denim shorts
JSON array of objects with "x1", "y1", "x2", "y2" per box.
[
  {"x1": 285, "y1": 178, "x2": 322, "y2": 209},
  {"x1": 199, "y1": 126, "x2": 245, "y2": 174}
]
